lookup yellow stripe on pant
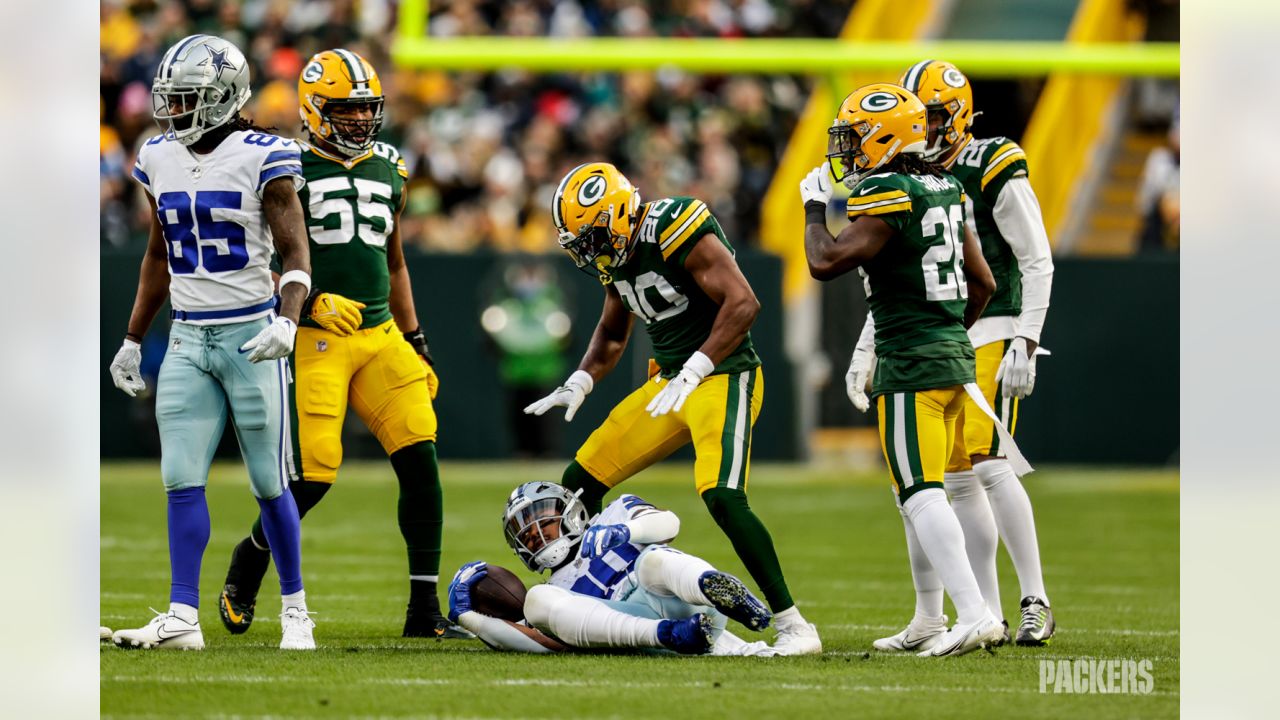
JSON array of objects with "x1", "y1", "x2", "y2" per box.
[
  {"x1": 293, "y1": 319, "x2": 437, "y2": 483},
  {"x1": 575, "y1": 367, "x2": 763, "y2": 495},
  {"x1": 877, "y1": 385, "x2": 966, "y2": 504},
  {"x1": 946, "y1": 340, "x2": 1020, "y2": 473}
]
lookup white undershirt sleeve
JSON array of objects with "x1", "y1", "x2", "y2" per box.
[
  {"x1": 992, "y1": 176, "x2": 1054, "y2": 344},
  {"x1": 624, "y1": 508, "x2": 681, "y2": 545},
  {"x1": 457, "y1": 612, "x2": 557, "y2": 653}
]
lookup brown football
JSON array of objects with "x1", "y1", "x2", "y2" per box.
[{"x1": 471, "y1": 564, "x2": 527, "y2": 622}]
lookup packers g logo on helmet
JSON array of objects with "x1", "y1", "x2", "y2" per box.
[
  {"x1": 827, "y1": 83, "x2": 927, "y2": 187},
  {"x1": 860, "y1": 91, "x2": 899, "y2": 112},
  {"x1": 298, "y1": 49, "x2": 385, "y2": 158},
  {"x1": 899, "y1": 59, "x2": 975, "y2": 161},
  {"x1": 552, "y1": 163, "x2": 642, "y2": 281}
]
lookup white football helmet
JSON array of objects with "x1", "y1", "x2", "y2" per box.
[
  {"x1": 151, "y1": 35, "x2": 252, "y2": 146},
  {"x1": 503, "y1": 482, "x2": 589, "y2": 572}
]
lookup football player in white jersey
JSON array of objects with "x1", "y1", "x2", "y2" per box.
[
  {"x1": 446, "y1": 482, "x2": 778, "y2": 656},
  {"x1": 106, "y1": 35, "x2": 316, "y2": 651}
]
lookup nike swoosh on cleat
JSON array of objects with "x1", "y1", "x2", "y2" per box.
[{"x1": 223, "y1": 595, "x2": 245, "y2": 624}]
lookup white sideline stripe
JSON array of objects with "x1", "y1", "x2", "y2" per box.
[
  {"x1": 103, "y1": 674, "x2": 1178, "y2": 698},
  {"x1": 827, "y1": 623, "x2": 1178, "y2": 637}
]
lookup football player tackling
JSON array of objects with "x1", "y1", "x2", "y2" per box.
[
  {"x1": 107, "y1": 35, "x2": 314, "y2": 650},
  {"x1": 846, "y1": 61, "x2": 1056, "y2": 647},
  {"x1": 525, "y1": 163, "x2": 820, "y2": 654},
  {"x1": 446, "y1": 482, "x2": 776, "y2": 656},
  {"x1": 801, "y1": 83, "x2": 1020, "y2": 656},
  {"x1": 217, "y1": 49, "x2": 465, "y2": 639}
]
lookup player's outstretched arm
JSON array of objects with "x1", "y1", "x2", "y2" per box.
[
  {"x1": 525, "y1": 288, "x2": 632, "y2": 421},
  {"x1": 457, "y1": 612, "x2": 566, "y2": 654},
  {"x1": 961, "y1": 224, "x2": 995, "y2": 329},
  {"x1": 262, "y1": 176, "x2": 311, "y2": 324}
]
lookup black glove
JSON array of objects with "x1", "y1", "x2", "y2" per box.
[{"x1": 404, "y1": 327, "x2": 434, "y2": 366}]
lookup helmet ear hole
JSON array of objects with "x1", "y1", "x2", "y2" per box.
[{"x1": 877, "y1": 134, "x2": 894, "y2": 144}]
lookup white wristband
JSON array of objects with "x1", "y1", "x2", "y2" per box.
[
  {"x1": 566, "y1": 370, "x2": 594, "y2": 395},
  {"x1": 278, "y1": 270, "x2": 312, "y2": 295}
]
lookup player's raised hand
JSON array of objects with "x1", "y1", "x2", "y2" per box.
[
  {"x1": 524, "y1": 370, "x2": 594, "y2": 422},
  {"x1": 995, "y1": 337, "x2": 1036, "y2": 399},
  {"x1": 799, "y1": 162, "x2": 833, "y2": 205},
  {"x1": 647, "y1": 351, "x2": 714, "y2": 417},
  {"x1": 109, "y1": 339, "x2": 146, "y2": 397},
  {"x1": 845, "y1": 347, "x2": 875, "y2": 412},
  {"x1": 581, "y1": 524, "x2": 631, "y2": 560},
  {"x1": 447, "y1": 561, "x2": 488, "y2": 623},
  {"x1": 240, "y1": 316, "x2": 297, "y2": 363},
  {"x1": 308, "y1": 291, "x2": 366, "y2": 336}
]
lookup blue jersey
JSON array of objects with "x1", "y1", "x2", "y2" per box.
[{"x1": 547, "y1": 495, "x2": 658, "y2": 600}]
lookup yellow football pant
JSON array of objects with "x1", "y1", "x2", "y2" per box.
[
  {"x1": 293, "y1": 319, "x2": 439, "y2": 484},
  {"x1": 877, "y1": 385, "x2": 966, "y2": 504},
  {"x1": 946, "y1": 339, "x2": 1021, "y2": 473},
  {"x1": 576, "y1": 367, "x2": 763, "y2": 495}
]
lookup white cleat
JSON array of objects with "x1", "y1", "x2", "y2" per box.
[
  {"x1": 100, "y1": 626, "x2": 113, "y2": 641},
  {"x1": 917, "y1": 612, "x2": 1004, "y2": 657},
  {"x1": 773, "y1": 620, "x2": 823, "y2": 656},
  {"x1": 873, "y1": 615, "x2": 949, "y2": 653},
  {"x1": 112, "y1": 609, "x2": 204, "y2": 650},
  {"x1": 279, "y1": 606, "x2": 316, "y2": 650}
]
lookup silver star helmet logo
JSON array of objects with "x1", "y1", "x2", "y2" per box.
[{"x1": 201, "y1": 45, "x2": 237, "y2": 79}]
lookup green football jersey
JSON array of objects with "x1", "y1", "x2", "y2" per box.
[
  {"x1": 847, "y1": 172, "x2": 975, "y2": 395},
  {"x1": 603, "y1": 196, "x2": 759, "y2": 378},
  {"x1": 945, "y1": 136, "x2": 1030, "y2": 319},
  {"x1": 297, "y1": 141, "x2": 407, "y2": 329}
]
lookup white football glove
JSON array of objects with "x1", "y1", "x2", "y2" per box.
[
  {"x1": 799, "y1": 161, "x2": 833, "y2": 205},
  {"x1": 239, "y1": 316, "x2": 297, "y2": 363},
  {"x1": 995, "y1": 337, "x2": 1036, "y2": 399},
  {"x1": 524, "y1": 370, "x2": 593, "y2": 422},
  {"x1": 844, "y1": 347, "x2": 875, "y2": 413},
  {"x1": 109, "y1": 338, "x2": 145, "y2": 397},
  {"x1": 647, "y1": 351, "x2": 714, "y2": 417}
]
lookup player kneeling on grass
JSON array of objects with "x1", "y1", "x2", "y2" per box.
[{"x1": 447, "y1": 482, "x2": 777, "y2": 656}]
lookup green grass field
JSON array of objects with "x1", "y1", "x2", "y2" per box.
[{"x1": 101, "y1": 461, "x2": 1178, "y2": 719}]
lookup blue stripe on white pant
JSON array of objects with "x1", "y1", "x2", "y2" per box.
[{"x1": 156, "y1": 317, "x2": 292, "y2": 499}]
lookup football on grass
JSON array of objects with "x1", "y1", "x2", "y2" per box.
[{"x1": 472, "y1": 564, "x2": 527, "y2": 622}]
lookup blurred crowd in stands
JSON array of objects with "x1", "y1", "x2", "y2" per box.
[{"x1": 100, "y1": 0, "x2": 850, "y2": 251}]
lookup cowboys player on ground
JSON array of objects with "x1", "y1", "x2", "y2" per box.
[
  {"x1": 447, "y1": 482, "x2": 776, "y2": 656},
  {"x1": 107, "y1": 35, "x2": 315, "y2": 650},
  {"x1": 524, "y1": 163, "x2": 821, "y2": 655}
]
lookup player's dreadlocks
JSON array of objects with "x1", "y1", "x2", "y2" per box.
[
  {"x1": 882, "y1": 152, "x2": 948, "y2": 179},
  {"x1": 229, "y1": 114, "x2": 278, "y2": 134}
]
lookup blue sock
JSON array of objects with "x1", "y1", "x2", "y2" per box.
[
  {"x1": 257, "y1": 491, "x2": 304, "y2": 595},
  {"x1": 167, "y1": 487, "x2": 210, "y2": 608}
]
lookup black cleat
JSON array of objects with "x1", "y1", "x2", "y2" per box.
[
  {"x1": 403, "y1": 606, "x2": 474, "y2": 639},
  {"x1": 697, "y1": 571, "x2": 772, "y2": 631},
  {"x1": 219, "y1": 584, "x2": 256, "y2": 635},
  {"x1": 220, "y1": 536, "x2": 270, "y2": 635}
]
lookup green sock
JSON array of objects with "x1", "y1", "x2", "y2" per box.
[
  {"x1": 701, "y1": 487, "x2": 794, "y2": 612},
  {"x1": 561, "y1": 460, "x2": 610, "y2": 516},
  {"x1": 389, "y1": 441, "x2": 443, "y2": 579}
]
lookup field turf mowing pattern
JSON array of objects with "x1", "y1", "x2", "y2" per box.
[{"x1": 101, "y1": 461, "x2": 1178, "y2": 719}]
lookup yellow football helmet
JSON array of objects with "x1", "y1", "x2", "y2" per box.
[
  {"x1": 898, "y1": 59, "x2": 974, "y2": 161},
  {"x1": 298, "y1": 49, "x2": 384, "y2": 157},
  {"x1": 827, "y1": 83, "x2": 927, "y2": 187},
  {"x1": 551, "y1": 162, "x2": 642, "y2": 276}
]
